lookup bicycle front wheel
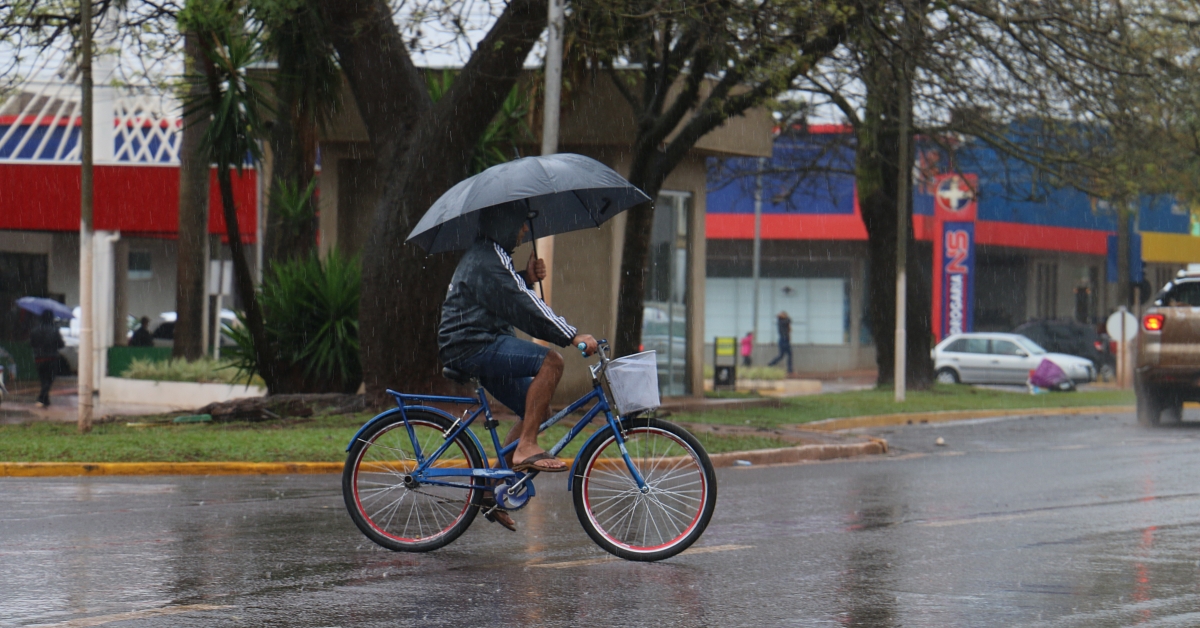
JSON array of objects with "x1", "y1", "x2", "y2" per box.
[
  {"x1": 343, "y1": 409, "x2": 483, "y2": 552},
  {"x1": 572, "y1": 417, "x2": 717, "y2": 561}
]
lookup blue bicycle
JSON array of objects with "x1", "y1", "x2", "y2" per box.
[{"x1": 342, "y1": 340, "x2": 717, "y2": 562}]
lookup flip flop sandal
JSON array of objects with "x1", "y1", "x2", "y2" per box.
[
  {"x1": 480, "y1": 488, "x2": 517, "y2": 532},
  {"x1": 513, "y1": 451, "x2": 567, "y2": 473}
]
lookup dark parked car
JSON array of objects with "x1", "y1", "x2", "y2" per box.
[{"x1": 1013, "y1": 319, "x2": 1115, "y2": 381}]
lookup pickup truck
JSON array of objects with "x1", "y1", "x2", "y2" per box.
[{"x1": 1136, "y1": 271, "x2": 1200, "y2": 425}]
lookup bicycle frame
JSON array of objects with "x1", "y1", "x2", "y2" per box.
[{"x1": 346, "y1": 348, "x2": 648, "y2": 495}]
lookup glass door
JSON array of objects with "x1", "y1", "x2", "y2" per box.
[{"x1": 643, "y1": 192, "x2": 690, "y2": 396}]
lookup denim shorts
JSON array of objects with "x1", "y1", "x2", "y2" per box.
[{"x1": 451, "y1": 335, "x2": 548, "y2": 419}]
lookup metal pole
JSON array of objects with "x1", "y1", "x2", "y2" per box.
[
  {"x1": 536, "y1": 0, "x2": 565, "y2": 305},
  {"x1": 213, "y1": 255, "x2": 224, "y2": 360},
  {"x1": 752, "y1": 157, "x2": 764, "y2": 351},
  {"x1": 894, "y1": 1, "x2": 915, "y2": 403},
  {"x1": 78, "y1": 0, "x2": 95, "y2": 432}
]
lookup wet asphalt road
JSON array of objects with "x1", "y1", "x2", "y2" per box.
[{"x1": 7, "y1": 410, "x2": 1200, "y2": 626}]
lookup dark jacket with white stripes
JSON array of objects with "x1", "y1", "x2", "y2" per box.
[{"x1": 438, "y1": 239, "x2": 578, "y2": 367}]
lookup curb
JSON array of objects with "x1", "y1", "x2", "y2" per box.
[
  {"x1": 708, "y1": 439, "x2": 888, "y2": 467},
  {"x1": 0, "y1": 461, "x2": 344, "y2": 477},
  {"x1": 0, "y1": 440, "x2": 892, "y2": 477},
  {"x1": 803, "y1": 405, "x2": 1135, "y2": 432}
]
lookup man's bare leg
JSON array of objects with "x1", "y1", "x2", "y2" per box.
[{"x1": 512, "y1": 350, "x2": 566, "y2": 470}]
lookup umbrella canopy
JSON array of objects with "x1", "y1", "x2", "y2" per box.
[
  {"x1": 407, "y1": 153, "x2": 651, "y2": 254},
  {"x1": 15, "y1": 296, "x2": 74, "y2": 319}
]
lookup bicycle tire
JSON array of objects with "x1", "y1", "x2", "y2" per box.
[
  {"x1": 343, "y1": 409, "x2": 484, "y2": 552},
  {"x1": 572, "y1": 417, "x2": 717, "y2": 561}
]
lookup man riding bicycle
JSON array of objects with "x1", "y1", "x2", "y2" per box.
[{"x1": 438, "y1": 202, "x2": 597, "y2": 529}]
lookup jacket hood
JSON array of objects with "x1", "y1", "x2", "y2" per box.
[{"x1": 477, "y1": 200, "x2": 529, "y2": 253}]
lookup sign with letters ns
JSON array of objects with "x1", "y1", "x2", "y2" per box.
[
  {"x1": 941, "y1": 222, "x2": 976, "y2": 337},
  {"x1": 931, "y1": 173, "x2": 978, "y2": 340}
]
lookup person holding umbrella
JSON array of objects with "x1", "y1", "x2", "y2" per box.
[
  {"x1": 414, "y1": 153, "x2": 649, "y2": 532},
  {"x1": 30, "y1": 310, "x2": 64, "y2": 407},
  {"x1": 439, "y1": 206, "x2": 596, "y2": 457}
]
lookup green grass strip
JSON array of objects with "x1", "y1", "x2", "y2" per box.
[
  {"x1": 675, "y1": 384, "x2": 1135, "y2": 429},
  {"x1": 0, "y1": 412, "x2": 793, "y2": 464}
]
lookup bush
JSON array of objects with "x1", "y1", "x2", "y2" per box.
[
  {"x1": 226, "y1": 250, "x2": 361, "y2": 393},
  {"x1": 121, "y1": 357, "x2": 265, "y2": 387}
]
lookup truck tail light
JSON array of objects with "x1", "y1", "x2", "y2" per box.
[
  {"x1": 1094, "y1": 340, "x2": 1103, "y2": 351},
  {"x1": 1143, "y1": 314, "x2": 1165, "y2": 332}
]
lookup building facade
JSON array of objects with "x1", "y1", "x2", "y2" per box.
[
  {"x1": 0, "y1": 67, "x2": 258, "y2": 382},
  {"x1": 705, "y1": 127, "x2": 1197, "y2": 372}
]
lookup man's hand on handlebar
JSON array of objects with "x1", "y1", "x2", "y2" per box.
[{"x1": 572, "y1": 334, "x2": 598, "y2": 357}]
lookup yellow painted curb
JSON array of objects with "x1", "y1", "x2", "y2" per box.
[
  {"x1": 804, "y1": 405, "x2": 1135, "y2": 432},
  {"x1": 0, "y1": 443, "x2": 895, "y2": 477},
  {"x1": 0, "y1": 461, "x2": 344, "y2": 477}
]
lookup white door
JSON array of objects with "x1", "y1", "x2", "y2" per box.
[
  {"x1": 956, "y1": 337, "x2": 992, "y2": 383},
  {"x1": 990, "y1": 339, "x2": 1035, "y2": 384}
]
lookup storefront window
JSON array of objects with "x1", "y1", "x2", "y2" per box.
[{"x1": 644, "y1": 192, "x2": 690, "y2": 397}]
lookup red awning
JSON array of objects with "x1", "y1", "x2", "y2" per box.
[{"x1": 0, "y1": 162, "x2": 257, "y2": 241}]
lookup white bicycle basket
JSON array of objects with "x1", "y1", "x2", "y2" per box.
[{"x1": 603, "y1": 350, "x2": 661, "y2": 416}]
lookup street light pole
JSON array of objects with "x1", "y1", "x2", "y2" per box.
[
  {"x1": 78, "y1": 0, "x2": 95, "y2": 432},
  {"x1": 894, "y1": 0, "x2": 916, "y2": 402},
  {"x1": 536, "y1": 0, "x2": 565, "y2": 305},
  {"x1": 752, "y1": 157, "x2": 765, "y2": 350}
]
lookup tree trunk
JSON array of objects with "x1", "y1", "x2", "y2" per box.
[
  {"x1": 1117, "y1": 202, "x2": 1132, "y2": 307},
  {"x1": 174, "y1": 32, "x2": 211, "y2": 362},
  {"x1": 319, "y1": 0, "x2": 546, "y2": 403},
  {"x1": 264, "y1": 90, "x2": 317, "y2": 269},
  {"x1": 613, "y1": 148, "x2": 669, "y2": 358},
  {"x1": 199, "y1": 51, "x2": 281, "y2": 392},
  {"x1": 857, "y1": 48, "x2": 934, "y2": 389},
  {"x1": 216, "y1": 165, "x2": 279, "y2": 392}
]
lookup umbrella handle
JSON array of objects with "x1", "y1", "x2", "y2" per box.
[{"x1": 529, "y1": 219, "x2": 545, "y2": 299}]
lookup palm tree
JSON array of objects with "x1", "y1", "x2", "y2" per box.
[{"x1": 180, "y1": 0, "x2": 279, "y2": 391}]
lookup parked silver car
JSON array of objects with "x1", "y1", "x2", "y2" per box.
[{"x1": 932, "y1": 332, "x2": 1095, "y2": 385}]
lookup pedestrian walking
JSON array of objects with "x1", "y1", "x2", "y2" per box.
[
  {"x1": 129, "y1": 316, "x2": 154, "y2": 347},
  {"x1": 767, "y1": 311, "x2": 793, "y2": 374},
  {"x1": 30, "y1": 310, "x2": 64, "y2": 407},
  {"x1": 740, "y1": 331, "x2": 754, "y2": 367}
]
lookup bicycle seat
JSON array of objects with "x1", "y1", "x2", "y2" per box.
[{"x1": 442, "y1": 367, "x2": 475, "y2": 385}]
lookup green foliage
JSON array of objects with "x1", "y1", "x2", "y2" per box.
[
  {"x1": 251, "y1": 0, "x2": 340, "y2": 129},
  {"x1": 225, "y1": 250, "x2": 362, "y2": 391},
  {"x1": 426, "y1": 69, "x2": 533, "y2": 175},
  {"x1": 121, "y1": 357, "x2": 265, "y2": 388},
  {"x1": 269, "y1": 177, "x2": 317, "y2": 234},
  {"x1": 179, "y1": 0, "x2": 271, "y2": 172}
]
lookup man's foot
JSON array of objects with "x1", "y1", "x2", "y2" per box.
[
  {"x1": 485, "y1": 508, "x2": 517, "y2": 532},
  {"x1": 480, "y1": 491, "x2": 517, "y2": 531},
  {"x1": 513, "y1": 451, "x2": 567, "y2": 473}
]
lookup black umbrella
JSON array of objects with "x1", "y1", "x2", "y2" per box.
[{"x1": 406, "y1": 153, "x2": 651, "y2": 254}]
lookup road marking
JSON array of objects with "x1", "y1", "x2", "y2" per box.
[
  {"x1": 529, "y1": 544, "x2": 752, "y2": 568},
  {"x1": 29, "y1": 604, "x2": 230, "y2": 627},
  {"x1": 921, "y1": 511, "x2": 1044, "y2": 528}
]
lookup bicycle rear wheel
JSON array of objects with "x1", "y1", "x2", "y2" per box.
[
  {"x1": 572, "y1": 417, "x2": 717, "y2": 561},
  {"x1": 343, "y1": 409, "x2": 483, "y2": 552}
]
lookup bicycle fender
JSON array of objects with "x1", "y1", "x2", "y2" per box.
[
  {"x1": 566, "y1": 422, "x2": 619, "y2": 491},
  {"x1": 346, "y1": 409, "x2": 402, "y2": 452},
  {"x1": 345, "y1": 406, "x2": 487, "y2": 461}
]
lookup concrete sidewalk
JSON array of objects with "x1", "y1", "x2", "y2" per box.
[{"x1": 1, "y1": 377, "x2": 179, "y2": 424}]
